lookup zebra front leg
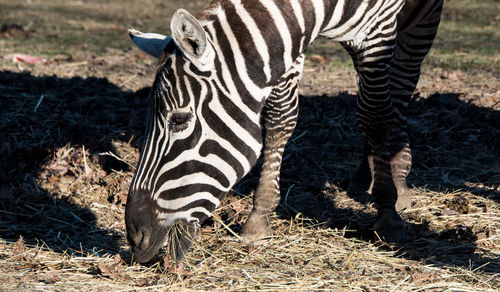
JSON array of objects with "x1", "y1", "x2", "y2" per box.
[
  {"x1": 354, "y1": 32, "x2": 407, "y2": 242},
  {"x1": 389, "y1": 0, "x2": 443, "y2": 212},
  {"x1": 347, "y1": 141, "x2": 374, "y2": 195},
  {"x1": 341, "y1": 44, "x2": 376, "y2": 197},
  {"x1": 241, "y1": 115, "x2": 297, "y2": 239},
  {"x1": 242, "y1": 57, "x2": 303, "y2": 240}
]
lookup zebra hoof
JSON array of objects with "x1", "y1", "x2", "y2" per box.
[
  {"x1": 241, "y1": 214, "x2": 273, "y2": 240},
  {"x1": 373, "y1": 209, "x2": 406, "y2": 243}
]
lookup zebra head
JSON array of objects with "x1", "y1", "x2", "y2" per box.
[{"x1": 126, "y1": 9, "x2": 264, "y2": 263}]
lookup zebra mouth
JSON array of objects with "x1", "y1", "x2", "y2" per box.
[
  {"x1": 165, "y1": 220, "x2": 201, "y2": 263},
  {"x1": 129, "y1": 219, "x2": 200, "y2": 263},
  {"x1": 129, "y1": 222, "x2": 170, "y2": 263}
]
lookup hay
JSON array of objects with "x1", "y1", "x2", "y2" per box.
[
  {"x1": 1, "y1": 59, "x2": 499, "y2": 290},
  {"x1": 1, "y1": 199, "x2": 498, "y2": 291}
]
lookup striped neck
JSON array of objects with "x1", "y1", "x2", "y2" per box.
[
  {"x1": 198, "y1": 0, "x2": 332, "y2": 95},
  {"x1": 198, "y1": 0, "x2": 406, "y2": 94}
]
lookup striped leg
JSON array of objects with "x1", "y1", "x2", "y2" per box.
[
  {"x1": 343, "y1": 44, "x2": 376, "y2": 196},
  {"x1": 389, "y1": 0, "x2": 443, "y2": 211},
  {"x1": 350, "y1": 26, "x2": 410, "y2": 241},
  {"x1": 347, "y1": 1, "x2": 443, "y2": 214},
  {"x1": 242, "y1": 56, "x2": 303, "y2": 239}
]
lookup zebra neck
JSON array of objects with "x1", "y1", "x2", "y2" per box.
[
  {"x1": 199, "y1": 0, "x2": 341, "y2": 95},
  {"x1": 199, "y1": 0, "x2": 409, "y2": 90},
  {"x1": 198, "y1": 0, "x2": 408, "y2": 109}
]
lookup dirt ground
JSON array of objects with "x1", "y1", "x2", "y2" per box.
[{"x1": 0, "y1": 0, "x2": 499, "y2": 291}]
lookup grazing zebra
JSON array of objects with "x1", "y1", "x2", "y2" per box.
[{"x1": 125, "y1": 0, "x2": 443, "y2": 263}]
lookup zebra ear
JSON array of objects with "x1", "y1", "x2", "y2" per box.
[
  {"x1": 171, "y1": 9, "x2": 212, "y2": 65},
  {"x1": 128, "y1": 29, "x2": 172, "y2": 59}
]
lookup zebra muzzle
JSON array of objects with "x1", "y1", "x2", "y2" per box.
[
  {"x1": 127, "y1": 216, "x2": 200, "y2": 263},
  {"x1": 127, "y1": 222, "x2": 170, "y2": 263}
]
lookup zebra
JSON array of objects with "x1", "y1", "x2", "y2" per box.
[{"x1": 125, "y1": 0, "x2": 443, "y2": 263}]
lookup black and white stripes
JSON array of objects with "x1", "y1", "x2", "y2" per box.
[{"x1": 125, "y1": 0, "x2": 443, "y2": 263}]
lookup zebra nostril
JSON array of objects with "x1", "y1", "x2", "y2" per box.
[
  {"x1": 138, "y1": 229, "x2": 151, "y2": 248},
  {"x1": 127, "y1": 226, "x2": 141, "y2": 247},
  {"x1": 127, "y1": 224, "x2": 153, "y2": 250},
  {"x1": 125, "y1": 188, "x2": 156, "y2": 248}
]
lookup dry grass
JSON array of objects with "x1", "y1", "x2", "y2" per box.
[
  {"x1": 0, "y1": 64, "x2": 498, "y2": 290},
  {"x1": 0, "y1": 190, "x2": 498, "y2": 291}
]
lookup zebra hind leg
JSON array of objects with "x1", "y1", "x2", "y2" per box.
[
  {"x1": 347, "y1": 139, "x2": 410, "y2": 213},
  {"x1": 345, "y1": 54, "x2": 411, "y2": 213},
  {"x1": 389, "y1": 0, "x2": 443, "y2": 212},
  {"x1": 353, "y1": 1, "x2": 442, "y2": 241},
  {"x1": 347, "y1": 0, "x2": 442, "y2": 214},
  {"x1": 241, "y1": 58, "x2": 302, "y2": 240},
  {"x1": 352, "y1": 26, "x2": 410, "y2": 242},
  {"x1": 347, "y1": 141, "x2": 374, "y2": 195}
]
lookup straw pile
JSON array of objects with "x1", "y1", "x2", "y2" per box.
[{"x1": 0, "y1": 61, "x2": 498, "y2": 290}]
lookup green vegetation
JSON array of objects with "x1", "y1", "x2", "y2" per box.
[
  {"x1": 0, "y1": 0, "x2": 498, "y2": 71},
  {"x1": 426, "y1": 0, "x2": 500, "y2": 71},
  {"x1": 0, "y1": 0, "x2": 186, "y2": 58},
  {"x1": 308, "y1": 0, "x2": 500, "y2": 72}
]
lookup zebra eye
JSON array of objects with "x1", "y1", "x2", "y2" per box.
[{"x1": 170, "y1": 112, "x2": 192, "y2": 132}]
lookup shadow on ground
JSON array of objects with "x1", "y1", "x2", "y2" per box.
[
  {"x1": 0, "y1": 70, "x2": 149, "y2": 255},
  {"x1": 236, "y1": 92, "x2": 499, "y2": 273},
  {"x1": 1, "y1": 70, "x2": 498, "y2": 272}
]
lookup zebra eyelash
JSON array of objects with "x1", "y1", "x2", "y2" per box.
[{"x1": 169, "y1": 111, "x2": 193, "y2": 133}]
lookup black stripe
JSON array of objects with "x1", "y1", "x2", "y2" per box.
[
  {"x1": 242, "y1": 0, "x2": 285, "y2": 83},
  {"x1": 224, "y1": 2, "x2": 267, "y2": 87},
  {"x1": 211, "y1": 20, "x2": 262, "y2": 113},
  {"x1": 199, "y1": 139, "x2": 245, "y2": 180},
  {"x1": 175, "y1": 53, "x2": 192, "y2": 108},
  {"x1": 158, "y1": 199, "x2": 217, "y2": 213},
  {"x1": 155, "y1": 160, "x2": 230, "y2": 190},
  {"x1": 275, "y1": 0, "x2": 303, "y2": 65},
  {"x1": 157, "y1": 183, "x2": 225, "y2": 201},
  {"x1": 201, "y1": 86, "x2": 259, "y2": 167},
  {"x1": 191, "y1": 212, "x2": 209, "y2": 225},
  {"x1": 188, "y1": 63, "x2": 211, "y2": 78},
  {"x1": 215, "y1": 85, "x2": 262, "y2": 142},
  {"x1": 301, "y1": 0, "x2": 316, "y2": 50},
  {"x1": 161, "y1": 118, "x2": 202, "y2": 163}
]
